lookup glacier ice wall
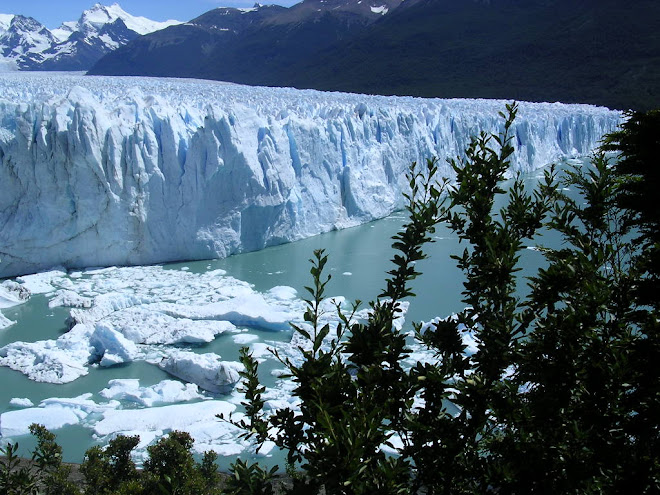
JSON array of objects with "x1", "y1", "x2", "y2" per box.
[{"x1": 0, "y1": 73, "x2": 621, "y2": 278}]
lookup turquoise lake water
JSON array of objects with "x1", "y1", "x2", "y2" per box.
[{"x1": 0, "y1": 163, "x2": 563, "y2": 466}]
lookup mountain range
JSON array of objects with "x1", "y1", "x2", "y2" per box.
[
  {"x1": 87, "y1": 0, "x2": 660, "y2": 111},
  {"x1": 1, "y1": 1, "x2": 658, "y2": 110},
  {"x1": 88, "y1": 0, "x2": 408, "y2": 80},
  {"x1": 0, "y1": 3, "x2": 179, "y2": 71}
]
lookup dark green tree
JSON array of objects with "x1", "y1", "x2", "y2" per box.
[
  {"x1": 142, "y1": 431, "x2": 220, "y2": 495},
  {"x1": 405, "y1": 102, "x2": 557, "y2": 494},
  {"x1": 81, "y1": 434, "x2": 140, "y2": 494},
  {"x1": 602, "y1": 110, "x2": 660, "y2": 493},
  {"x1": 231, "y1": 156, "x2": 445, "y2": 495},
  {"x1": 602, "y1": 110, "x2": 660, "y2": 307},
  {"x1": 230, "y1": 105, "x2": 659, "y2": 494},
  {"x1": 28, "y1": 424, "x2": 79, "y2": 495}
]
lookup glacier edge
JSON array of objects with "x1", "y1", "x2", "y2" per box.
[{"x1": 0, "y1": 73, "x2": 622, "y2": 278}]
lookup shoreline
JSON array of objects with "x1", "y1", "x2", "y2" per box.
[{"x1": 0, "y1": 455, "x2": 294, "y2": 493}]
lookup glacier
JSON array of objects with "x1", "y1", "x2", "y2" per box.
[{"x1": 0, "y1": 72, "x2": 621, "y2": 278}]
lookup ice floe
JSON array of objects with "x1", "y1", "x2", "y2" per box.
[
  {"x1": 0, "y1": 280, "x2": 31, "y2": 329},
  {"x1": 157, "y1": 351, "x2": 242, "y2": 394},
  {"x1": 9, "y1": 398, "x2": 34, "y2": 408},
  {"x1": 90, "y1": 323, "x2": 140, "y2": 366},
  {"x1": 92, "y1": 400, "x2": 240, "y2": 459},
  {"x1": 99, "y1": 379, "x2": 205, "y2": 407},
  {"x1": 0, "y1": 280, "x2": 31, "y2": 309},
  {"x1": 0, "y1": 312, "x2": 14, "y2": 330},
  {"x1": 0, "y1": 324, "x2": 94, "y2": 383},
  {"x1": 1, "y1": 393, "x2": 119, "y2": 437},
  {"x1": 0, "y1": 265, "x2": 305, "y2": 383}
]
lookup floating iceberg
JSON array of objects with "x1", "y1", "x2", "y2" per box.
[
  {"x1": 92, "y1": 400, "x2": 240, "y2": 455},
  {"x1": 90, "y1": 323, "x2": 140, "y2": 366},
  {"x1": 0, "y1": 324, "x2": 94, "y2": 383},
  {"x1": 0, "y1": 280, "x2": 31, "y2": 308},
  {"x1": 0, "y1": 280, "x2": 31, "y2": 329},
  {"x1": 99, "y1": 379, "x2": 205, "y2": 407},
  {"x1": 0, "y1": 393, "x2": 119, "y2": 437},
  {"x1": 157, "y1": 350, "x2": 243, "y2": 394}
]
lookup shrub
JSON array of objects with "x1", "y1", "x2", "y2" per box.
[{"x1": 230, "y1": 105, "x2": 660, "y2": 494}]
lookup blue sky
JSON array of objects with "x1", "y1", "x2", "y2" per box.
[{"x1": 1, "y1": 0, "x2": 299, "y2": 29}]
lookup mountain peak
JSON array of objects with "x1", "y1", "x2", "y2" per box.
[
  {"x1": 0, "y1": 4, "x2": 181, "y2": 72},
  {"x1": 75, "y1": 3, "x2": 180, "y2": 37},
  {"x1": 0, "y1": 14, "x2": 15, "y2": 33}
]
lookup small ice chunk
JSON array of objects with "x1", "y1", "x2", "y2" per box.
[
  {"x1": 232, "y1": 333, "x2": 259, "y2": 345},
  {"x1": 342, "y1": 272, "x2": 352, "y2": 276},
  {"x1": 69, "y1": 293, "x2": 150, "y2": 327},
  {"x1": 0, "y1": 280, "x2": 31, "y2": 308},
  {"x1": 0, "y1": 311, "x2": 15, "y2": 329},
  {"x1": 99, "y1": 353, "x2": 126, "y2": 367},
  {"x1": 101, "y1": 305, "x2": 236, "y2": 345},
  {"x1": 15, "y1": 270, "x2": 67, "y2": 294},
  {"x1": 1, "y1": 393, "x2": 120, "y2": 437},
  {"x1": 158, "y1": 351, "x2": 242, "y2": 394},
  {"x1": 49, "y1": 290, "x2": 93, "y2": 309},
  {"x1": 9, "y1": 398, "x2": 34, "y2": 408},
  {"x1": 250, "y1": 343, "x2": 272, "y2": 360},
  {"x1": 0, "y1": 406, "x2": 82, "y2": 437},
  {"x1": 90, "y1": 323, "x2": 139, "y2": 365},
  {"x1": 0, "y1": 324, "x2": 93, "y2": 383},
  {"x1": 178, "y1": 293, "x2": 296, "y2": 331},
  {"x1": 93, "y1": 400, "x2": 236, "y2": 437},
  {"x1": 266, "y1": 286, "x2": 297, "y2": 300}
]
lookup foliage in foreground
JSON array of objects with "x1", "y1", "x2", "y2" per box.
[
  {"x1": 2, "y1": 429, "x2": 222, "y2": 495},
  {"x1": 231, "y1": 104, "x2": 660, "y2": 494},
  {"x1": 2, "y1": 106, "x2": 658, "y2": 494}
]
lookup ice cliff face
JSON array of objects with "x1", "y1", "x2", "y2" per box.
[{"x1": 0, "y1": 73, "x2": 621, "y2": 278}]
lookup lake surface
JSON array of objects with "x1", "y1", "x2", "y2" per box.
[{"x1": 0, "y1": 163, "x2": 564, "y2": 467}]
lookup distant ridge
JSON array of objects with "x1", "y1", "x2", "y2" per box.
[
  {"x1": 88, "y1": 0, "x2": 408, "y2": 80},
  {"x1": 89, "y1": 0, "x2": 660, "y2": 111}
]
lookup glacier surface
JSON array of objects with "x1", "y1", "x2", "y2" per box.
[{"x1": 0, "y1": 72, "x2": 621, "y2": 278}]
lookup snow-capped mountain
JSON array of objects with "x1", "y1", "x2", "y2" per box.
[
  {"x1": 0, "y1": 72, "x2": 621, "y2": 278},
  {"x1": 0, "y1": 3, "x2": 180, "y2": 71},
  {"x1": 0, "y1": 15, "x2": 57, "y2": 70},
  {"x1": 52, "y1": 3, "x2": 180, "y2": 41}
]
